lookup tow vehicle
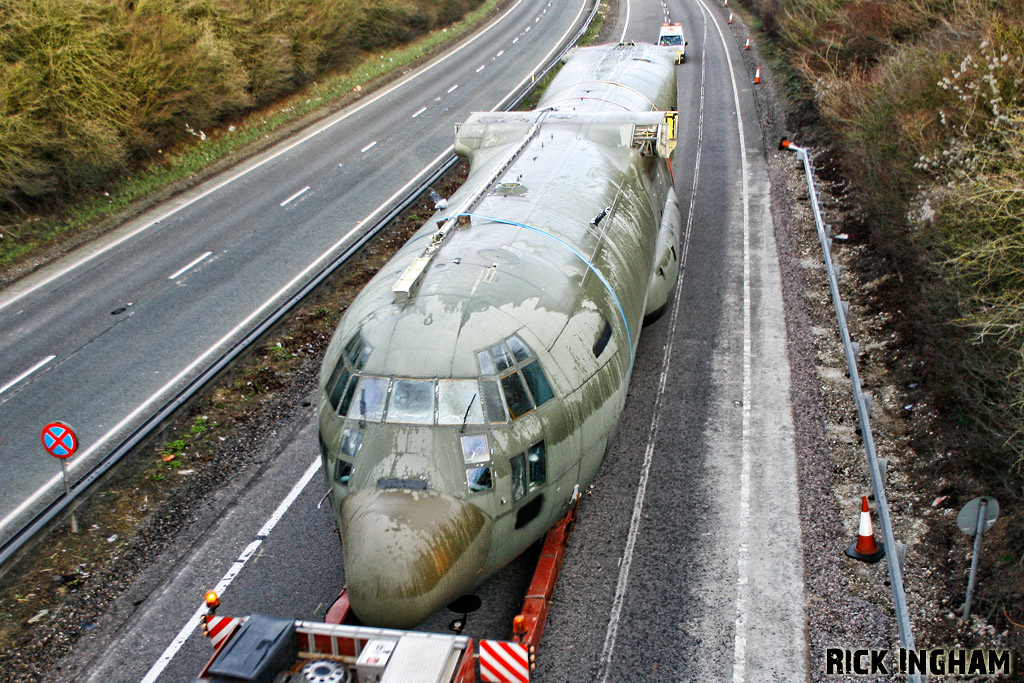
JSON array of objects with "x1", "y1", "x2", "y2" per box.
[
  {"x1": 658, "y1": 23, "x2": 687, "y2": 63},
  {"x1": 193, "y1": 502, "x2": 578, "y2": 683}
]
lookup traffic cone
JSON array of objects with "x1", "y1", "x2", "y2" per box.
[
  {"x1": 744, "y1": 36, "x2": 751, "y2": 50},
  {"x1": 728, "y1": 12, "x2": 734, "y2": 24},
  {"x1": 723, "y1": 0, "x2": 728, "y2": 6},
  {"x1": 754, "y1": 65, "x2": 761, "y2": 84},
  {"x1": 845, "y1": 496, "x2": 885, "y2": 563}
]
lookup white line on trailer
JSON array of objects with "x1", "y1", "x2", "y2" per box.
[
  {"x1": 279, "y1": 186, "x2": 311, "y2": 207},
  {"x1": 0, "y1": 356, "x2": 56, "y2": 398},
  {"x1": 169, "y1": 252, "x2": 213, "y2": 280}
]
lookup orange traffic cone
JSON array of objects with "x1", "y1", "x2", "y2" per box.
[
  {"x1": 723, "y1": 0, "x2": 728, "y2": 6},
  {"x1": 744, "y1": 36, "x2": 751, "y2": 50},
  {"x1": 728, "y1": 12, "x2": 734, "y2": 24},
  {"x1": 754, "y1": 65, "x2": 761, "y2": 84},
  {"x1": 845, "y1": 496, "x2": 885, "y2": 563}
]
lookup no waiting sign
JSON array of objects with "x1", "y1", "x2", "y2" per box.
[{"x1": 41, "y1": 422, "x2": 78, "y2": 459}]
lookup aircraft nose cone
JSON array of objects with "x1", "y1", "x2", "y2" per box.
[{"x1": 340, "y1": 488, "x2": 492, "y2": 628}]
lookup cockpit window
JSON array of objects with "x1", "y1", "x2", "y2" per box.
[
  {"x1": 329, "y1": 333, "x2": 373, "y2": 415},
  {"x1": 521, "y1": 361, "x2": 554, "y2": 406},
  {"x1": 476, "y1": 334, "x2": 555, "y2": 421},
  {"x1": 386, "y1": 379, "x2": 434, "y2": 423},
  {"x1": 481, "y1": 379, "x2": 507, "y2": 423},
  {"x1": 354, "y1": 376, "x2": 388, "y2": 421},
  {"x1": 438, "y1": 380, "x2": 483, "y2": 425},
  {"x1": 506, "y1": 335, "x2": 532, "y2": 363},
  {"x1": 510, "y1": 453, "x2": 526, "y2": 502},
  {"x1": 477, "y1": 350, "x2": 497, "y2": 376},
  {"x1": 491, "y1": 342, "x2": 515, "y2": 372},
  {"x1": 501, "y1": 372, "x2": 533, "y2": 419},
  {"x1": 461, "y1": 434, "x2": 490, "y2": 464},
  {"x1": 340, "y1": 428, "x2": 362, "y2": 458},
  {"x1": 528, "y1": 441, "x2": 546, "y2": 487},
  {"x1": 466, "y1": 466, "x2": 493, "y2": 492}
]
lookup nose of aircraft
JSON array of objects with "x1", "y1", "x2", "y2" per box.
[{"x1": 339, "y1": 487, "x2": 492, "y2": 629}]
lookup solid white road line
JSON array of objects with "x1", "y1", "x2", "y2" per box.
[
  {"x1": 597, "y1": 11, "x2": 706, "y2": 682},
  {"x1": 139, "y1": 457, "x2": 322, "y2": 683},
  {"x1": 279, "y1": 186, "x2": 311, "y2": 207},
  {"x1": 169, "y1": 252, "x2": 213, "y2": 280},
  {"x1": 0, "y1": 355, "x2": 56, "y2": 398}
]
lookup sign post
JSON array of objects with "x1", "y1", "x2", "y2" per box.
[
  {"x1": 957, "y1": 496, "x2": 999, "y2": 619},
  {"x1": 41, "y1": 422, "x2": 79, "y2": 533}
]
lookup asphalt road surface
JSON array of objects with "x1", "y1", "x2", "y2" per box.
[
  {"x1": 0, "y1": 0, "x2": 590, "y2": 550},
  {"x1": 46, "y1": 0, "x2": 810, "y2": 680}
]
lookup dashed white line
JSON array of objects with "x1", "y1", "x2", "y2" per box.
[
  {"x1": 513, "y1": 37, "x2": 519, "y2": 44},
  {"x1": 525, "y1": 25, "x2": 531, "y2": 32},
  {"x1": 168, "y1": 252, "x2": 213, "y2": 280},
  {"x1": 412, "y1": 107, "x2": 427, "y2": 118},
  {"x1": 0, "y1": 355, "x2": 56, "y2": 398},
  {"x1": 360, "y1": 141, "x2": 377, "y2": 153},
  {"x1": 447, "y1": 84, "x2": 459, "y2": 94},
  {"x1": 279, "y1": 186, "x2": 310, "y2": 207},
  {"x1": 139, "y1": 457, "x2": 322, "y2": 683},
  {"x1": 476, "y1": 65, "x2": 486, "y2": 73},
  {"x1": 496, "y1": 50, "x2": 505, "y2": 57}
]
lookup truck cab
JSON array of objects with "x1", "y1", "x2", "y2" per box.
[{"x1": 658, "y1": 23, "x2": 687, "y2": 63}]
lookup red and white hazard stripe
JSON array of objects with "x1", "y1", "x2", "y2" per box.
[
  {"x1": 205, "y1": 615, "x2": 241, "y2": 650},
  {"x1": 480, "y1": 640, "x2": 529, "y2": 683}
]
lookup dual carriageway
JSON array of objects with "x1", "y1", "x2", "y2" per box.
[{"x1": 0, "y1": 0, "x2": 810, "y2": 679}]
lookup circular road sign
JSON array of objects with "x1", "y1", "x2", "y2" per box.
[
  {"x1": 957, "y1": 496, "x2": 999, "y2": 535},
  {"x1": 41, "y1": 422, "x2": 78, "y2": 459}
]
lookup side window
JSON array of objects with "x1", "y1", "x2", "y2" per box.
[
  {"x1": 501, "y1": 373, "x2": 533, "y2": 418},
  {"x1": 527, "y1": 441, "x2": 546, "y2": 488},
  {"x1": 477, "y1": 335, "x2": 555, "y2": 421},
  {"x1": 520, "y1": 361, "x2": 554, "y2": 406},
  {"x1": 593, "y1": 319, "x2": 612, "y2": 357},
  {"x1": 466, "y1": 466, "x2": 493, "y2": 492},
  {"x1": 326, "y1": 363, "x2": 351, "y2": 411},
  {"x1": 340, "y1": 428, "x2": 362, "y2": 458},
  {"x1": 335, "y1": 460, "x2": 353, "y2": 485},
  {"x1": 510, "y1": 453, "x2": 526, "y2": 502}
]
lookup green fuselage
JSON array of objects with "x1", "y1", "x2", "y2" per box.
[{"x1": 317, "y1": 42, "x2": 680, "y2": 628}]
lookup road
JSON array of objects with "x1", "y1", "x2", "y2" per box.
[
  {"x1": 0, "y1": 0, "x2": 591, "y2": 550},
  {"x1": 50, "y1": 0, "x2": 810, "y2": 680}
]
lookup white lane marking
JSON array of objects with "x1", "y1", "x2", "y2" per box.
[
  {"x1": 0, "y1": 0, "x2": 530, "y2": 317},
  {"x1": 476, "y1": 65, "x2": 486, "y2": 73},
  {"x1": 525, "y1": 25, "x2": 531, "y2": 32},
  {"x1": 513, "y1": 36, "x2": 519, "y2": 44},
  {"x1": 279, "y1": 186, "x2": 310, "y2": 207},
  {"x1": 597, "y1": 16, "x2": 708, "y2": 683},
  {"x1": 690, "y1": 0, "x2": 755, "y2": 679},
  {"x1": 0, "y1": 145, "x2": 455, "y2": 537},
  {"x1": 491, "y1": 0, "x2": 587, "y2": 113},
  {"x1": 496, "y1": 50, "x2": 505, "y2": 57},
  {"x1": 169, "y1": 252, "x2": 213, "y2": 280},
  {"x1": 0, "y1": 0, "x2": 591, "y2": 537},
  {"x1": 360, "y1": 141, "x2": 377, "y2": 153},
  {"x1": 447, "y1": 84, "x2": 459, "y2": 94},
  {"x1": 412, "y1": 106, "x2": 427, "y2": 118},
  {"x1": 618, "y1": 0, "x2": 632, "y2": 42},
  {"x1": 0, "y1": 355, "x2": 56, "y2": 398},
  {"x1": 139, "y1": 457, "x2": 322, "y2": 683}
]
